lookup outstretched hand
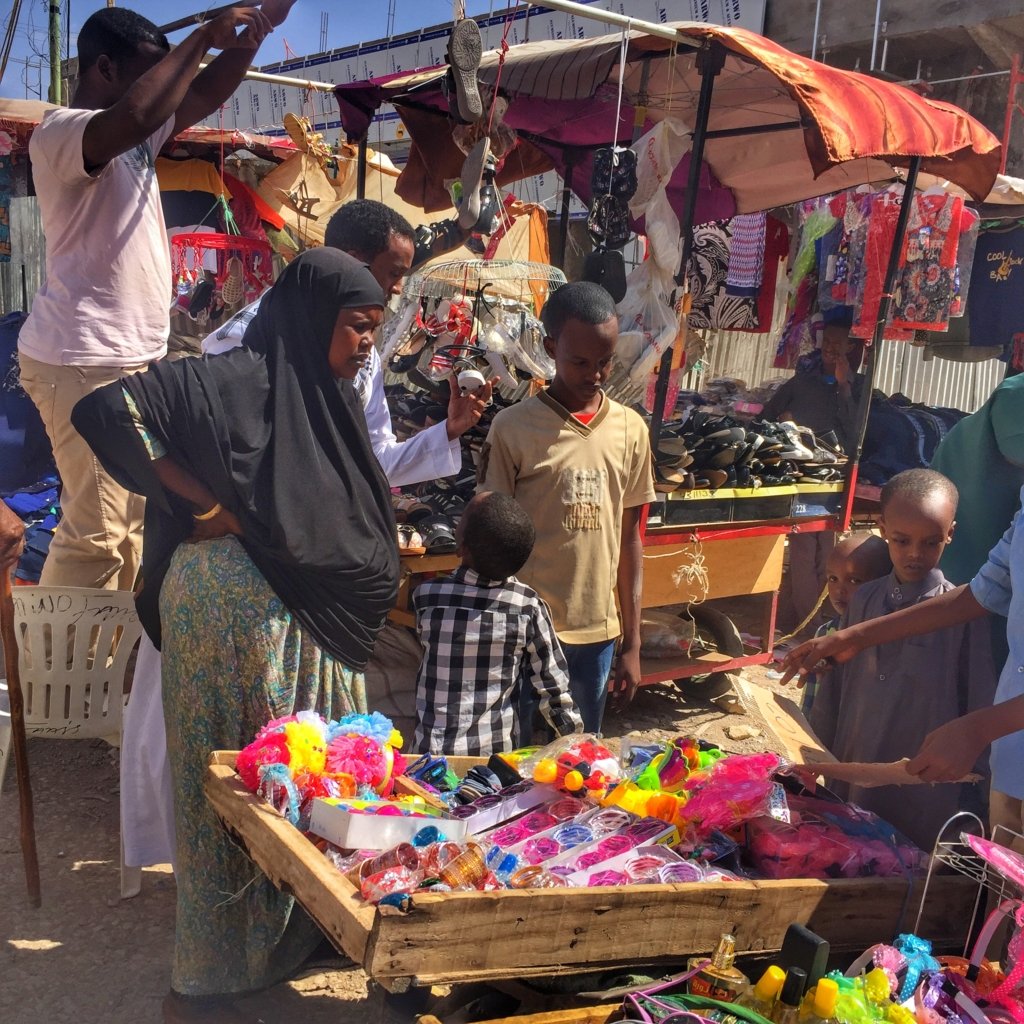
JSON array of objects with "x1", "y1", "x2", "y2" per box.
[
  {"x1": 201, "y1": 7, "x2": 273, "y2": 51},
  {"x1": 779, "y1": 628, "x2": 860, "y2": 686},
  {"x1": 446, "y1": 375, "x2": 498, "y2": 440}
]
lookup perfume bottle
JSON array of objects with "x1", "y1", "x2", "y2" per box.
[
  {"x1": 738, "y1": 965, "x2": 786, "y2": 1016},
  {"x1": 687, "y1": 933, "x2": 750, "y2": 1003},
  {"x1": 773, "y1": 968, "x2": 808, "y2": 1024}
]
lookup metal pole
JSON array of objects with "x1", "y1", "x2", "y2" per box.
[
  {"x1": 197, "y1": 63, "x2": 336, "y2": 92},
  {"x1": 47, "y1": 1, "x2": 61, "y2": 105},
  {"x1": 515, "y1": 0, "x2": 697, "y2": 46},
  {"x1": 869, "y1": 0, "x2": 882, "y2": 71},
  {"x1": 1001, "y1": 54, "x2": 1021, "y2": 176},
  {"x1": 649, "y1": 42, "x2": 725, "y2": 444},
  {"x1": 356, "y1": 136, "x2": 368, "y2": 199},
  {"x1": 842, "y1": 155, "x2": 922, "y2": 528},
  {"x1": 556, "y1": 158, "x2": 574, "y2": 269},
  {"x1": 811, "y1": 0, "x2": 822, "y2": 61}
]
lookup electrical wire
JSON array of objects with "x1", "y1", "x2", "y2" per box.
[{"x1": 0, "y1": 0, "x2": 25, "y2": 84}]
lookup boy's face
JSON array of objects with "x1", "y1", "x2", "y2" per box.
[
  {"x1": 543, "y1": 315, "x2": 617, "y2": 409},
  {"x1": 879, "y1": 493, "x2": 956, "y2": 585},
  {"x1": 825, "y1": 551, "x2": 870, "y2": 617}
]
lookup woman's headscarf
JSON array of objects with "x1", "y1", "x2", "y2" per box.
[{"x1": 73, "y1": 248, "x2": 399, "y2": 669}]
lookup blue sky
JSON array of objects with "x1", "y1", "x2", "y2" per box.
[{"x1": 2, "y1": 0, "x2": 496, "y2": 99}]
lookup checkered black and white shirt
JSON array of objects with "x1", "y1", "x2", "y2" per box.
[{"x1": 412, "y1": 566, "x2": 582, "y2": 756}]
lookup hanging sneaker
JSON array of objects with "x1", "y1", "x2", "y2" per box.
[{"x1": 446, "y1": 18, "x2": 484, "y2": 123}]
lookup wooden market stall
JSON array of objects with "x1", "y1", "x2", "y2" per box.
[
  {"x1": 202, "y1": 4, "x2": 1000, "y2": 1002},
  {"x1": 206, "y1": 750, "x2": 976, "y2": 992},
  {"x1": 336, "y1": 7, "x2": 1000, "y2": 694}
]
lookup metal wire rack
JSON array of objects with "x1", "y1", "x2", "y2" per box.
[{"x1": 914, "y1": 812, "x2": 1024, "y2": 949}]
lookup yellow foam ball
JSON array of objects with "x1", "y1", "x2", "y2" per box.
[{"x1": 534, "y1": 759, "x2": 558, "y2": 784}]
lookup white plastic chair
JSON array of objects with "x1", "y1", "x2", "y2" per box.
[{"x1": 0, "y1": 586, "x2": 144, "y2": 898}]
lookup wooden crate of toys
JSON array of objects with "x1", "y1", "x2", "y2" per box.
[{"x1": 205, "y1": 715, "x2": 977, "y2": 992}]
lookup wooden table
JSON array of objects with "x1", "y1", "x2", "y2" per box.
[{"x1": 206, "y1": 751, "x2": 977, "y2": 993}]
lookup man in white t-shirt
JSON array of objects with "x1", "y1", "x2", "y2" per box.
[{"x1": 18, "y1": 2, "x2": 297, "y2": 591}]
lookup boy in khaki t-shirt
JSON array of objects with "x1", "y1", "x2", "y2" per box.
[{"x1": 479, "y1": 282, "x2": 655, "y2": 734}]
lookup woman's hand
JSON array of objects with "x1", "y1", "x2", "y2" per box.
[
  {"x1": 780, "y1": 628, "x2": 861, "y2": 686},
  {"x1": 190, "y1": 506, "x2": 244, "y2": 542}
]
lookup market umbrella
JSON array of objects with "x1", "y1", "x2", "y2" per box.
[
  {"x1": 336, "y1": 18, "x2": 1000, "y2": 462},
  {"x1": 335, "y1": 21, "x2": 1000, "y2": 221}
]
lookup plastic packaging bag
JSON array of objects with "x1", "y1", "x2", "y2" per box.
[
  {"x1": 640, "y1": 609, "x2": 696, "y2": 658},
  {"x1": 746, "y1": 794, "x2": 925, "y2": 879}
]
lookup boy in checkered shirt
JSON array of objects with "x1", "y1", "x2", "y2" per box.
[{"x1": 412, "y1": 491, "x2": 582, "y2": 755}]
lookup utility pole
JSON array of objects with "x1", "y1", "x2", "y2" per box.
[{"x1": 47, "y1": 1, "x2": 62, "y2": 104}]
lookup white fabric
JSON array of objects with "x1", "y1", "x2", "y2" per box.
[
  {"x1": 19, "y1": 108, "x2": 175, "y2": 367},
  {"x1": 123, "y1": 301, "x2": 462, "y2": 867},
  {"x1": 121, "y1": 634, "x2": 176, "y2": 867}
]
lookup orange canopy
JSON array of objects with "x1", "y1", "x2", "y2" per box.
[{"x1": 335, "y1": 21, "x2": 1000, "y2": 215}]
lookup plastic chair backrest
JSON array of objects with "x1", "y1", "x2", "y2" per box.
[{"x1": 13, "y1": 587, "x2": 143, "y2": 743}]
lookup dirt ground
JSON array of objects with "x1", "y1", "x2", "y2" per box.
[{"x1": 0, "y1": 603, "x2": 793, "y2": 1024}]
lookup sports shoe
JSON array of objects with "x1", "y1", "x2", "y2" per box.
[{"x1": 447, "y1": 19, "x2": 484, "y2": 123}]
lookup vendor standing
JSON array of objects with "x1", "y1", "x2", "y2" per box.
[
  {"x1": 74, "y1": 250, "x2": 398, "y2": 1021},
  {"x1": 17, "y1": 3, "x2": 296, "y2": 591},
  {"x1": 762, "y1": 318, "x2": 863, "y2": 634}
]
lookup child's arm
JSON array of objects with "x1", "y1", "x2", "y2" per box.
[
  {"x1": 907, "y1": 696, "x2": 1024, "y2": 782},
  {"x1": 612, "y1": 506, "x2": 644, "y2": 703},
  {"x1": 526, "y1": 602, "x2": 583, "y2": 738},
  {"x1": 780, "y1": 584, "x2": 987, "y2": 685}
]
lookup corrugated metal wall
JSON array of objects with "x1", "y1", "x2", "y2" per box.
[
  {"x1": 695, "y1": 326, "x2": 1006, "y2": 414},
  {"x1": 0, "y1": 198, "x2": 44, "y2": 316}
]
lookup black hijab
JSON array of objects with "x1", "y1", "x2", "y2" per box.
[{"x1": 72, "y1": 248, "x2": 399, "y2": 670}]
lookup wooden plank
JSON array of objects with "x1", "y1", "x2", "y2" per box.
[
  {"x1": 204, "y1": 754, "x2": 378, "y2": 964},
  {"x1": 365, "y1": 874, "x2": 975, "y2": 983},
  {"x1": 440, "y1": 1007, "x2": 618, "y2": 1024},
  {"x1": 641, "y1": 535, "x2": 784, "y2": 607}
]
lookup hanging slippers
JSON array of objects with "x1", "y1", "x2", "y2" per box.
[
  {"x1": 457, "y1": 138, "x2": 491, "y2": 231},
  {"x1": 447, "y1": 18, "x2": 484, "y2": 123}
]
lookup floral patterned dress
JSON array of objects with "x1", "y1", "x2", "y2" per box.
[{"x1": 161, "y1": 535, "x2": 366, "y2": 997}]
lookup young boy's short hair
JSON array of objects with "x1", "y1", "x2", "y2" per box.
[
  {"x1": 463, "y1": 492, "x2": 536, "y2": 580},
  {"x1": 880, "y1": 468, "x2": 959, "y2": 514},
  {"x1": 541, "y1": 281, "x2": 617, "y2": 339}
]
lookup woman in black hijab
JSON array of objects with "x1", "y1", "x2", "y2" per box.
[{"x1": 73, "y1": 248, "x2": 398, "y2": 1015}]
